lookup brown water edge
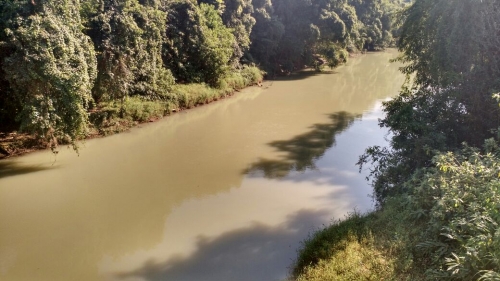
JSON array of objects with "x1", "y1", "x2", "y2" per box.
[
  {"x1": 0, "y1": 80, "x2": 258, "y2": 160},
  {"x1": 0, "y1": 51, "x2": 374, "y2": 160},
  {"x1": 0, "y1": 50, "x2": 405, "y2": 281},
  {"x1": 0, "y1": 51, "x2": 387, "y2": 160}
]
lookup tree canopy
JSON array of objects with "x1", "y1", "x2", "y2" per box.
[
  {"x1": 358, "y1": 1, "x2": 500, "y2": 278},
  {"x1": 0, "y1": 0, "x2": 404, "y2": 149},
  {"x1": 1, "y1": 0, "x2": 97, "y2": 150}
]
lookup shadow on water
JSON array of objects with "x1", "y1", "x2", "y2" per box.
[
  {"x1": 244, "y1": 112, "x2": 360, "y2": 179},
  {"x1": 267, "y1": 70, "x2": 338, "y2": 82},
  {"x1": 0, "y1": 161, "x2": 54, "y2": 179},
  {"x1": 115, "y1": 208, "x2": 334, "y2": 281}
]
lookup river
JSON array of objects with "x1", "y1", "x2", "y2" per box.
[{"x1": 0, "y1": 50, "x2": 405, "y2": 281}]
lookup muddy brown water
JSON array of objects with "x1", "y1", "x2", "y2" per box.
[{"x1": 0, "y1": 50, "x2": 405, "y2": 281}]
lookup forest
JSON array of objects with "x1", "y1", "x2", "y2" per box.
[
  {"x1": 293, "y1": 0, "x2": 500, "y2": 280},
  {"x1": 0, "y1": 0, "x2": 405, "y2": 154}
]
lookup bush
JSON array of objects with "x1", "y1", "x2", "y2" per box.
[
  {"x1": 121, "y1": 97, "x2": 166, "y2": 122},
  {"x1": 405, "y1": 140, "x2": 500, "y2": 280},
  {"x1": 89, "y1": 97, "x2": 167, "y2": 134},
  {"x1": 320, "y1": 44, "x2": 348, "y2": 69},
  {"x1": 171, "y1": 84, "x2": 220, "y2": 108}
]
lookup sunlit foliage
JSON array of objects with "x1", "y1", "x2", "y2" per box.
[
  {"x1": 0, "y1": 0, "x2": 404, "y2": 150},
  {"x1": 1, "y1": 0, "x2": 97, "y2": 150}
]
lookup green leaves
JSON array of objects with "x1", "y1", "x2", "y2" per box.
[
  {"x1": 163, "y1": 0, "x2": 234, "y2": 87},
  {"x1": 89, "y1": 0, "x2": 174, "y2": 102},
  {"x1": 0, "y1": 0, "x2": 405, "y2": 149},
  {"x1": 2, "y1": 0, "x2": 97, "y2": 150},
  {"x1": 408, "y1": 144, "x2": 500, "y2": 280},
  {"x1": 359, "y1": 0, "x2": 500, "y2": 278}
]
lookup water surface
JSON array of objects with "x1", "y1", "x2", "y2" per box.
[{"x1": 0, "y1": 50, "x2": 405, "y2": 281}]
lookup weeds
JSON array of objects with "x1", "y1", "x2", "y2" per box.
[{"x1": 89, "y1": 66, "x2": 263, "y2": 135}]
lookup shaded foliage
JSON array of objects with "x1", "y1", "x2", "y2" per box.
[
  {"x1": 360, "y1": 0, "x2": 500, "y2": 202},
  {"x1": 355, "y1": 0, "x2": 500, "y2": 279},
  {"x1": 1, "y1": 0, "x2": 97, "y2": 150},
  {"x1": 163, "y1": 0, "x2": 234, "y2": 87},
  {"x1": 0, "y1": 0, "x2": 403, "y2": 150},
  {"x1": 248, "y1": 0, "x2": 404, "y2": 74}
]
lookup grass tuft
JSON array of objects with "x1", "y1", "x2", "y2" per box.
[
  {"x1": 292, "y1": 200, "x2": 427, "y2": 281},
  {"x1": 88, "y1": 66, "x2": 263, "y2": 136}
]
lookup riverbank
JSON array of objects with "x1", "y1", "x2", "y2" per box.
[
  {"x1": 0, "y1": 66, "x2": 263, "y2": 159},
  {"x1": 291, "y1": 143, "x2": 500, "y2": 280},
  {"x1": 291, "y1": 198, "x2": 425, "y2": 281},
  {"x1": 0, "y1": 53, "x2": 369, "y2": 160}
]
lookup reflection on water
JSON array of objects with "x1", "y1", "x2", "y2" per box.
[
  {"x1": 245, "y1": 112, "x2": 360, "y2": 178},
  {"x1": 117, "y1": 209, "x2": 331, "y2": 281},
  {"x1": 0, "y1": 50, "x2": 405, "y2": 281},
  {"x1": 0, "y1": 161, "x2": 55, "y2": 179}
]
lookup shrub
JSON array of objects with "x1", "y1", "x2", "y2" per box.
[
  {"x1": 121, "y1": 97, "x2": 165, "y2": 122},
  {"x1": 406, "y1": 140, "x2": 500, "y2": 280}
]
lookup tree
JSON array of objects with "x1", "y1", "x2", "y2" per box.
[
  {"x1": 87, "y1": 0, "x2": 174, "y2": 103},
  {"x1": 360, "y1": 0, "x2": 500, "y2": 202},
  {"x1": 248, "y1": 0, "x2": 284, "y2": 73},
  {"x1": 163, "y1": 1, "x2": 234, "y2": 86},
  {"x1": 1, "y1": 0, "x2": 97, "y2": 150},
  {"x1": 221, "y1": 0, "x2": 256, "y2": 65}
]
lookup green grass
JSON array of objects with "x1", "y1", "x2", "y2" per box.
[
  {"x1": 292, "y1": 200, "x2": 427, "y2": 281},
  {"x1": 89, "y1": 66, "x2": 263, "y2": 135},
  {"x1": 296, "y1": 235, "x2": 394, "y2": 281}
]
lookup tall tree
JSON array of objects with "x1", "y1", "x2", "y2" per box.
[
  {"x1": 221, "y1": 0, "x2": 256, "y2": 65},
  {"x1": 360, "y1": 0, "x2": 500, "y2": 202},
  {"x1": 87, "y1": 0, "x2": 174, "y2": 102},
  {"x1": 248, "y1": 0, "x2": 284, "y2": 72},
  {"x1": 1, "y1": 0, "x2": 97, "y2": 150},
  {"x1": 163, "y1": 0, "x2": 234, "y2": 86},
  {"x1": 198, "y1": 0, "x2": 256, "y2": 66}
]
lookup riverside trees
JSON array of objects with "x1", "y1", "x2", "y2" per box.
[
  {"x1": 358, "y1": 0, "x2": 500, "y2": 278},
  {"x1": 0, "y1": 0, "x2": 403, "y2": 150},
  {"x1": 0, "y1": 0, "x2": 97, "y2": 150},
  {"x1": 361, "y1": 0, "x2": 500, "y2": 202},
  {"x1": 292, "y1": 1, "x2": 500, "y2": 279}
]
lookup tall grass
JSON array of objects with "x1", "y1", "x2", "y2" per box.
[
  {"x1": 292, "y1": 207, "x2": 421, "y2": 281},
  {"x1": 90, "y1": 66, "x2": 263, "y2": 134}
]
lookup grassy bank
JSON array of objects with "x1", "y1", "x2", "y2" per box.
[
  {"x1": 292, "y1": 199, "x2": 423, "y2": 281},
  {"x1": 292, "y1": 144, "x2": 500, "y2": 281},
  {"x1": 0, "y1": 66, "x2": 263, "y2": 158}
]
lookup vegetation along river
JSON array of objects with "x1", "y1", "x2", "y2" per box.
[{"x1": 0, "y1": 50, "x2": 405, "y2": 281}]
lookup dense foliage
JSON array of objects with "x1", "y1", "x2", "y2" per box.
[
  {"x1": 0, "y1": 0, "x2": 404, "y2": 150},
  {"x1": 406, "y1": 142, "x2": 500, "y2": 280},
  {"x1": 360, "y1": 0, "x2": 500, "y2": 202},
  {"x1": 351, "y1": 0, "x2": 500, "y2": 279},
  {"x1": 292, "y1": 0, "x2": 500, "y2": 280},
  {"x1": 163, "y1": 0, "x2": 234, "y2": 86},
  {"x1": 1, "y1": 0, "x2": 97, "y2": 150}
]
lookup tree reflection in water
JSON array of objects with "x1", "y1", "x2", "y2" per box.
[
  {"x1": 115, "y1": 209, "x2": 332, "y2": 281},
  {"x1": 0, "y1": 161, "x2": 54, "y2": 179},
  {"x1": 245, "y1": 112, "x2": 360, "y2": 178}
]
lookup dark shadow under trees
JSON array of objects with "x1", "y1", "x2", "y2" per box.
[{"x1": 0, "y1": 161, "x2": 53, "y2": 179}]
